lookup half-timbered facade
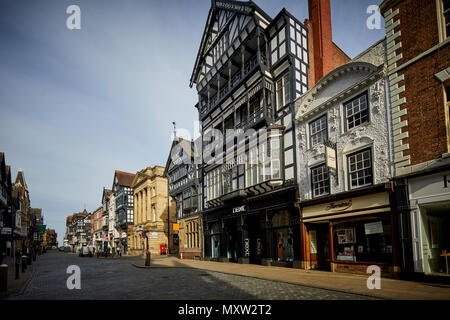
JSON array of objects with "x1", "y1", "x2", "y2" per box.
[
  {"x1": 165, "y1": 137, "x2": 202, "y2": 259},
  {"x1": 113, "y1": 170, "x2": 135, "y2": 253},
  {"x1": 190, "y1": 0, "x2": 310, "y2": 266}
]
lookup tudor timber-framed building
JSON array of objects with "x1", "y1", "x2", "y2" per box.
[
  {"x1": 190, "y1": 0, "x2": 311, "y2": 267},
  {"x1": 165, "y1": 137, "x2": 202, "y2": 259}
]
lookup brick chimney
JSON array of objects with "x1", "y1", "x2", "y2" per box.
[{"x1": 308, "y1": 0, "x2": 334, "y2": 84}]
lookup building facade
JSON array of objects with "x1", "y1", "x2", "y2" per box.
[
  {"x1": 129, "y1": 166, "x2": 173, "y2": 256},
  {"x1": 190, "y1": 0, "x2": 350, "y2": 267},
  {"x1": 101, "y1": 188, "x2": 112, "y2": 251},
  {"x1": 0, "y1": 153, "x2": 13, "y2": 258},
  {"x1": 165, "y1": 137, "x2": 202, "y2": 259},
  {"x1": 113, "y1": 170, "x2": 135, "y2": 254},
  {"x1": 91, "y1": 206, "x2": 103, "y2": 251},
  {"x1": 380, "y1": 0, "x2": 450, "y2": 277},
  {"x1": 12, "y1": 170, "x2": 30, "y2": 254},
  {"x1": 294, "y1": 39, "x2": 402, "y2": 275}
]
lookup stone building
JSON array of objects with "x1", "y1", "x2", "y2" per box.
[
  {"x1": 294, "y1": 39, "x2": 401, "y2": 275},
  {"x1": 380, "y1": 0, "x2": 450, "y2": 278},
  {"x1": 91, "y1": 206, "x2": 103, "y2": 250},
  {"x1": 113, "y1": 170, "x2": 135, "y2": 253},
  {"x1": 129, "y1": 166, "x2": 174, "y2": 256},
  {"x1": 12, "y1": 170, "x2": 30, "y2": 253}
]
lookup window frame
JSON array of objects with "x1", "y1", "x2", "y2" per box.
[
  {"x1": 276, "y1": 72, "x2": 291, "y2": 110},
  {"x1": 344, "y1": 91, "x2": 370, "y2": 132},
  {"x1": 309, "y1": 114, "x2": 328, "y2": 148},
  {"x1": 310, "y1": 163, "x2": 331, "y2": 198},
  {"x1": 347, "y1": 148, "x2": 374, "y2": 190}
]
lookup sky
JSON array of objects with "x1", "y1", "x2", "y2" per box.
[{"x1": 0, "y1": 0, "x2": 384, "y2": 244}]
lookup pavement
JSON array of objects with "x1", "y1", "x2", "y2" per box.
[
  {"x1": 9, "y1": 250, "x2": 379, "y2": 300},
  {"x1": 132, "y1": 256, "x2": 450, "y2": 300},
  {"x1": 0, "y1": 255, "x2": 35, "y2": 299}
]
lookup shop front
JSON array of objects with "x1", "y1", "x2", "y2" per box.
[
  {"x1": 409, "y1": 170, "x2": 450, "y2": 276},
  {"x1": 203, "y1": 185, "x2": 300, "y2": 267},
  {"x1": 300, "y1": 186, "x2": 400, "y2": 276}
]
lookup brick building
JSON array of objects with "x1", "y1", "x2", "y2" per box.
[{"x1": 380, "y1": 0, "x2": 450, "y2": 277}]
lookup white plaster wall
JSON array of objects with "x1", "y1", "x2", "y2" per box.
[{"x1": 296, "y1": 75, "x2": 392, "y2": 201}]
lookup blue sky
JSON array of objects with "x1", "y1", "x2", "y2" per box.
[{"x1": 0, "y1": 0, "x2": 384, "y2": 244}]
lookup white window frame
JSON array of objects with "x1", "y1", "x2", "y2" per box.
[
  {"x1": 276, "y1": 72, "x2": 291, "y2": 110},
  {"x1": 347, "y1": 148, "x2": 373, "y2": 190}
]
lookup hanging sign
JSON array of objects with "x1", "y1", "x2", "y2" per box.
[{"x1": 326, "y1": 145, "x2": 337, "y2": 170}]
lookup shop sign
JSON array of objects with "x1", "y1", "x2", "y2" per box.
[
  {"x1": 173, "y1": 223, "x2": 179, "y2": 231},
  {"x1": 213, "y1": 0, "x2": 252, "y2": 14},
  {"x1": 364, "y1": 221, "x2": 383, "y2": 235},
  {"x1": 326, "y1": 145, "x2": 337, "y2": 170},
  {"x1": 232, "y1": 205, "x2": 246, "y2": 214},
  {"x1": 244, "y1": 238, "x2": 250, "y2": 257},
  {"x1": 326, "y1": 200, "x2": 352, "y2": 212},
  {"x1": 1, "y1": 227, "x2": 12, "y2": 235},
  {"x1": 151, "y1": 232, "x2": 158, "y2": 239}
]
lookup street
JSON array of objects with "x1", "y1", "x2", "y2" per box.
[{"x1": 8, "y1": 250, "x2": 377, "y2": 300}]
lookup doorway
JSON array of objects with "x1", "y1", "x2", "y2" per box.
[{"x1": 308, "y1": 223, "x2": 331, "y2": 271}]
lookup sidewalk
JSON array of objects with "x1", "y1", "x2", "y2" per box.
[
  {"x1": 0, "y1": 256, "x2": 34, "y2": 300},
  {"x1": 132, "y1": 257, "x2": 450, "y2": 300}
]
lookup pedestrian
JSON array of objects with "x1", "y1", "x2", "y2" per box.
[{"x1": 14, "y1": 248, "x2": 21, "y2": 279}]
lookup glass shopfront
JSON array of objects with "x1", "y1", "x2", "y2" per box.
[
  {"x1": 333, "y1": 214, "x2": 393, "y2": 263},
  {"x1": 272, "y1": 210, "x2": 295, "y2": 262}
]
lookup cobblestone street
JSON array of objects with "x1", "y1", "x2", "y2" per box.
[{"x1": 8, "y1": 251, "x2": 378, "y2": 300}]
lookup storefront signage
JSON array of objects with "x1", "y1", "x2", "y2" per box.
[
  {"x1": 244, "y1": 238, "x2": 250, "y2": 257},
  {"x1": 173, "y1": 223, "x2": 179, "y2": 231},
  {"x1": 232, "y1": 205, "x2": 246, "y2": 214},
  {"x1": 364, "y1": 221, "x2": 383, "y2": 235},
  {"x1": 1, "y1": 227, "x2": 12, "y2": 235},
  {"x1": 151, "y1": 232, "x2": 158, "y2": 239},
  {"x1": 326, "y1": 200, "x2": 352, "y2": 212},
  {"x1": 336, "y1": 228, "x2": 355, "y2": 244}
]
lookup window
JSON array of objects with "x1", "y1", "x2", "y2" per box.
[
  {"x1": 271, "y1": 27, "x2": 287, "y2": 66},
  {"x1": 311, "y1": 164, "x2": 330, "y2": 197},
  {"x1": 345, "y1": 92, "x2": 369, "y2": 130},
  {"x1": 348, "y1": 148, "x2": 373, "y2": 189},
  {"x1": 276, "y1": 73, "x2": 290, "y2": 110},
  {"x1": 440, "y1": 0, "x2": 450, "y2": 39},
  {"x1": 309, "y1": 115, "x2": 328, "y2": 147}
]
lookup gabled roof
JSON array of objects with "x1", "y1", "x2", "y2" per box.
[
  {"x1": 189, "y1": 0, "x2": 272, "y2": 87},
  {"x1": 164, "y1": 137, "x2": 195, "y2": 177},
  {"x1": 15, "y1": 170, "x2": 28, "y2": 191},
  {"x1": 113, "y1": 170, "x2": 135, "y2": 188}
]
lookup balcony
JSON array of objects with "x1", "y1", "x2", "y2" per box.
[{"x1": 200, "y1": 54, "x2": 267, "y2": 119}]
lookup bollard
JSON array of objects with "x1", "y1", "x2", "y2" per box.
[
  {"x1": 0, "y1": 264, "x2": 7, "y2": 292},
  {"x1": 145, "y1": 251, "x2": 151, "y2": 267},
  {"x1": 21, "y1": 256, "x2": 27, "y2": 273}
]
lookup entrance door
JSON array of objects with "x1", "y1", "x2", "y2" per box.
[
  {"x1": 309, "y1": 224, "x2": 330, "y2": 271},
  {"x1": 211, "y1": 235, "x2": 220, "y2": 259}
]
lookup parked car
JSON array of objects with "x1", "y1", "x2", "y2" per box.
[
  {"x1": 63, "y1": 245, "x2": 72, "y2": 252},
  {"x1": 79, "y1": 245, "x2": 94, "y2": 257}
]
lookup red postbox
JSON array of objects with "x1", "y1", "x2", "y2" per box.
[{"x1": 160, "y1": 244, "x2": 167, "y2": 255}]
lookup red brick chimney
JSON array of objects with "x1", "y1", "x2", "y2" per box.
[{"x1": 308, "y1": 0, "x2": 334, "y2": 84}]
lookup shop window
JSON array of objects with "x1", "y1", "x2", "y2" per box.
[
  {"x1": 309, "y1": 114, "x2": 328, "y2": 147},
  {"x1": 311, "y1": 164, "x2": 330, "y2": 198},
  {"x1": 272, "y1": 211, "x2": 294, "y2": 262},
  {"x1": 333, "y1": 215, "x2": 393, "y2": 263},
  {"x1": 347, "y1": 148, "x2": 373, "y2": 189},
  {"x1": 344, "y1": 92, "x2": 369, "y2": 131}
]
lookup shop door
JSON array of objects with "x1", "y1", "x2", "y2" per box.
[
  {"x1": 310, "y1": 224, "x2": 330, "y2": 271},
  {"x1": 211, "y1": 235, "x2": 220, "y2": 259}
]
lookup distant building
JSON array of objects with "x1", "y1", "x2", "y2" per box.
[
  {"x1": 129, "y1": 166, "x2": 173, "y2": 256},
  {"x1": 113, "y1": 170, "x2": 135, "y2": 253},
  {"x1": 165, "y1": 137, "x2": 202, "y2": 259}
]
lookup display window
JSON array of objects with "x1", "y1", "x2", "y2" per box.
[
  {"x1": 272, "y1": 210, "x2": 294, "y2": 262},
  {"x1": 333, "y1": 214, "x2": 392, "y2": 263}
]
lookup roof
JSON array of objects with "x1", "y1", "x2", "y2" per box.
[
  {"x1": 15, "y1": 170, "x2": 28, "y2": 191},
  {"x1": 114, "y1": 170, "x2": 136, "y2": 187},
  {"x1": 189, "y1": 0, "x2": 272, "y2": 87}
]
